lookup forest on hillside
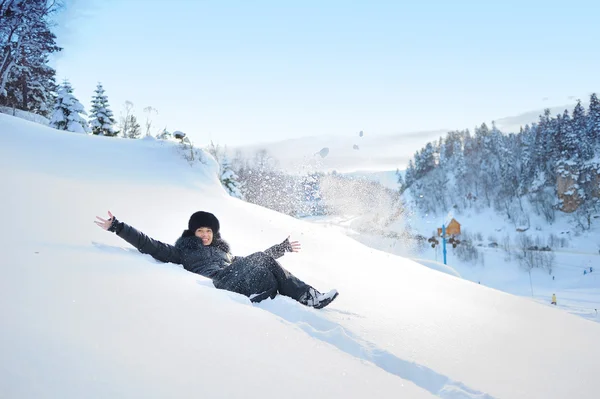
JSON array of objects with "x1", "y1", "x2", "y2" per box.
[{"x1": 399, "y1": 95, "x2": 600, "y2": 231}]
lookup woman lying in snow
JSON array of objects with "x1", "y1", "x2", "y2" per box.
[{"x1": 95, "y1": 210, "x2": 338, "y2": 309}]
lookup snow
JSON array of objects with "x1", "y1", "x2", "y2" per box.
[
  {"x1": 0, "y1": 106, "x2": 50, "y2": 125},
  {"x1": 1, "y1": 113, "x2": 600, "y2": 399},
  {"x1": 337, "y1": 196, "x2": 600, "y2": 324}
]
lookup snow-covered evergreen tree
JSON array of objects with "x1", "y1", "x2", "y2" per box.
[
  {"x1": 404, "y1": 160, "x2": 415, "y2": 188},
  {"x1": 156, "y1": 128, "x2": 172, "y2": 140},
  {"x1": 49, "y1": 80, "x2": 89, "y2": 133},
  {"x1": 414, "y1": 142, "x2": 436, "y2": 179},
  {"x1": 532, "y1": 109, "x2": 556, "y2": 184},
  {"x1": 0, "y1": 0, "x2": 62, "y2": 116},
  {"x1": 124, "y1": 114, "x2": 141, "y2": 139},
  {"x1": 587, "y1": 93, "x2": 600, "y2": 147},
  {"x1": 572, "y1": 100, "x2": 592, "y2": 160},
  {"x1": 478, "y1": 123, "x2": 500, "y2": 206},
  {"x1": 498, "y1": 134, "x2": 519, "y2": 201},
  {"x1": 560, "y1": 110, "x2": 578, "y2": 161},
  {"x1": 572, "y1": 100, "x2": 587, "y2": 135},
  {"x1": 89, "y1": 83, "x2": 117, "y2": 136},
  {"x1": 461, "y1": 129, "x2": 480, "y2": 201},
  {"x1": 438, "y1": 134, "x2": 452, "y2": 168},
  {"x1": 220, "y1": 154, "x2": 243, "y2": 199},
  {"x1": 297, "y1": 173, "x2": 325, "y2": 216},
  {"x1": 395, "y1": 168, "x2": 405, "y2": 192},
  {"x1": 2, "y1": 42, "x2": 59, "y2": 116},
  {"x1": 518, "y1": 124, "x2": 536, "y2": 193},
  {"x1": 453, "y1": 138, "x2": 466, "y2": 182}
]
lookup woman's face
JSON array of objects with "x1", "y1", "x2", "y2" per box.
[{"x1": 195, "y1": 227, "x2": 213, "y2": 246}]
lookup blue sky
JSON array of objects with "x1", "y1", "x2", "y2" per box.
[{"x1": 54, "y1": 0, "x2": 600, "y2": 146}]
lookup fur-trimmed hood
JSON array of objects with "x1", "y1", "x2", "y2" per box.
[{"x1": 175, "y1": 234, "x2": 231, "y2": 254}]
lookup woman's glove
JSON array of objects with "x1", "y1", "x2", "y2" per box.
[
  {"x1": 264, "y1": 237, "x2": 300, "y2": 259},
  {"x1": 107, "y1": 216, "x2": 124, "y2": 234}
]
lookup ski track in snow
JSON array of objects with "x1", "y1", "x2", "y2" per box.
[
  {"x1": 257, "y1": 299, "x2": 495, "y2": 399},
  {"x1": 93, "y1": 241, "x2": 494, "y2": 398}
]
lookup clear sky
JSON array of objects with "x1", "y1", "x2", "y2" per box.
[{"x1": 53, "y1": 0, "x2": 600, "y2": 146}]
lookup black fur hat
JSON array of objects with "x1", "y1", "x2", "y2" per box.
[{"x1": 188, "y1": 211, "x2": 220, "y2": 234}]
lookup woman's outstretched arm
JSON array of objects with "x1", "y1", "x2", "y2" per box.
[
  {"x1": 95, "y1": 211, "x2": 183, "y2": 265},
  {"x1": 263, "y1": 236, "x2": 301, "y2": 259}
]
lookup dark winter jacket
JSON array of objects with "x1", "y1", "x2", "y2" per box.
[{"x1": 110, "y1": 217, "x2": 292, "y2": 279}]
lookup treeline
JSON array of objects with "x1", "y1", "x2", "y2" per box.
[
  {"x1": 47, "y1": 79, "x2": 167, "y2": 139},
  {"x1": 0, "y1": 1, "x2": 172, "y2": 140},
  {"x1": 400, "y1": 94, "x2": 600, "y2": 230}
]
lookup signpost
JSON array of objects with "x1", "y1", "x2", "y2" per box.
[
  {"x1": 442, "y1": 224, "x2": 447, "y2": 265},
  {"x1": 431, "y1": 217, "x2": 461, "y2": 266}
]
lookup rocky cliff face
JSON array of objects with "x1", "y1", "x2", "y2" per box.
[
  {"x1": 556, "y1": 163, "x2": 581, "y2": 213},
  {"x1": 556, "y1": 161, "x2": 600, "y2": 213}
]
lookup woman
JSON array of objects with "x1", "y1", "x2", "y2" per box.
[{"x1": 94, "y1": 210, "x2": 338, "y2": 309}]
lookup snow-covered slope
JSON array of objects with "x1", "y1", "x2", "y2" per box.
[
  {"x1": 1, "y1": 114, "x2": 599, "y2": 399},
  {"x1": 1, "y1": 106, "x2": 50, "y2": 126}
]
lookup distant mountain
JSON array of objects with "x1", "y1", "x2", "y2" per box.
[
  {"x1": 494, "y1": 103, "x2": 582, "y2": 133},
  {"x1": 230, "y1": 103, "x2": 582, "y2": 174},
  {"x1": 229, "y1": 129, "x2": 448, "y2": 173}
]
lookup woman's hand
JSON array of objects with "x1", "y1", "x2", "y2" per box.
[
  {"x1": 286, "y1": 236, "x2": 301, "y2": 252},
  {"x1": 94, "y1": 211, "x2": 114, "y2": 231}
]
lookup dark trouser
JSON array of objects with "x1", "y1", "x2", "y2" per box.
[{"x1": 213, "y1": 252, "x2": 311, "y2": 303}]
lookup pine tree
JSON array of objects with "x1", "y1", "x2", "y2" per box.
[
  {"x1": 125, "y1": 114, "x2": 141, "y2": 138},
  {"x1": 404, "y1": 160, "x2": 415, "y2": 188},
  {"x1": 396, "y1": 168, "x2": 405, "y2": 191},
  {"x1": 220, "y1": 154, "x2": 243, "y2": 198},
  {"x1": 416, "y1": 142, "x2": 436, "y2": 178},
  {"x1": 520, "y1": 124, "x2": 536, "y2": 190},
  {"x1": 156, "y1": 128, "x2": 172, "y2": 140},
  {"x1": 89, "y1": 83, "x2": 117, "y2": 136},
  {"x1": 298, "y1": 173, "x2": 325, "y2": 216},
  {"x1": 438, "y1": 134, "x2": 454, "y2": 168},
  {"x1": 0, "y1": 0, "x2": 61, "y2": 113},
  {"x1": 453, "y1": 138, "x2": 466, "y2": 181},
  {"x1": 588, "y1": 93, "x2": 600, "y2": 147},
  {"x1": 560, "y1": 109, "x2": 578, "y2": 160},
  {"x1": 498, "y1": 134, "x2": 518, "y2": 199},
  {"x1": 477, "y1": 123, "x2": 501, "y2": 206},
  {"x1": 534, "y1": 109, "x2": 559, "y2": 185},
  {"x1": 572, "y1": 100, "x2": 587, "y2": 135},
  {"x1": 534, "y1": 111, "x2": 549, "y2": 171},
  {"x1": 474, "y1": 123, "x2": 490, "y2": 150},
  {"x1": 462, "y1": 129, "x2": 480, "y2": 199},
  {"x1": 49, "y1": 80, "x2": 89, "y2": 133},
  {"x1": 572, "y1": 100, "x2": 592, "y2": 160},
  {"x1": 1, "y1": 31, "x2": 60, "y2": 116}
]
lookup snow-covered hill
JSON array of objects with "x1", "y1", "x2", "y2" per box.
[{"x1": 1, "y1": 114, "x2": 599, "y2": 399}]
